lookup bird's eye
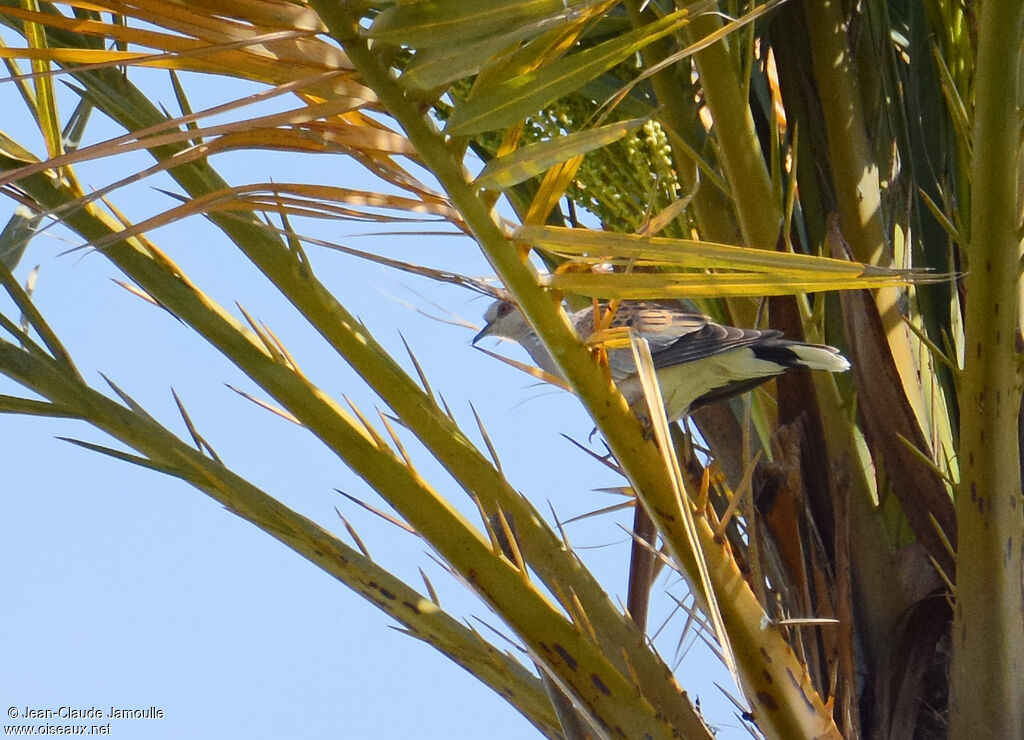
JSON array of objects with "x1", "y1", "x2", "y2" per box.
[{"x1": 496, "y1": 302, "x2": 513, "y2": 318}]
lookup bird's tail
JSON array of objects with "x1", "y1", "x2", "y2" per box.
[{"x1": 790, "y1": 344, "x2": 851, "y2": 373}]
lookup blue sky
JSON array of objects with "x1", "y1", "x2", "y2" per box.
[{"x1": 0, "y1": 60, "x2": 745, "y2": 738}]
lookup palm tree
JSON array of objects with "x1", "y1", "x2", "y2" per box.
[{"x1": 0, "y1": 1, "x2": 1020, "y2": 737}]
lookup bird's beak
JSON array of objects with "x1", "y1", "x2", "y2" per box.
[{"x1": 472, "y1": 323, "x2": 494, "y2": 345}]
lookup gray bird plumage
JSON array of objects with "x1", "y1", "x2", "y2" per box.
[{"x1": 473, "y1": 300, "x2": 849, "y2": 421}]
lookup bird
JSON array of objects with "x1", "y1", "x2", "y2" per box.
[{"x1": 473, "y1": 299, "x2": 849, "y2": 422}]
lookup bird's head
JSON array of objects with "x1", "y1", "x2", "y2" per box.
[{"x1": 472, "y1": 300, "x2": 530, "y2": 344}]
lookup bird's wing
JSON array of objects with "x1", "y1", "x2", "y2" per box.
[
  {"x1": 599, "y1": 304, "x2": 783, "y2": 377},
  {"x1": 649, "y1": 320, "x2": 783, "y2": 369}
]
